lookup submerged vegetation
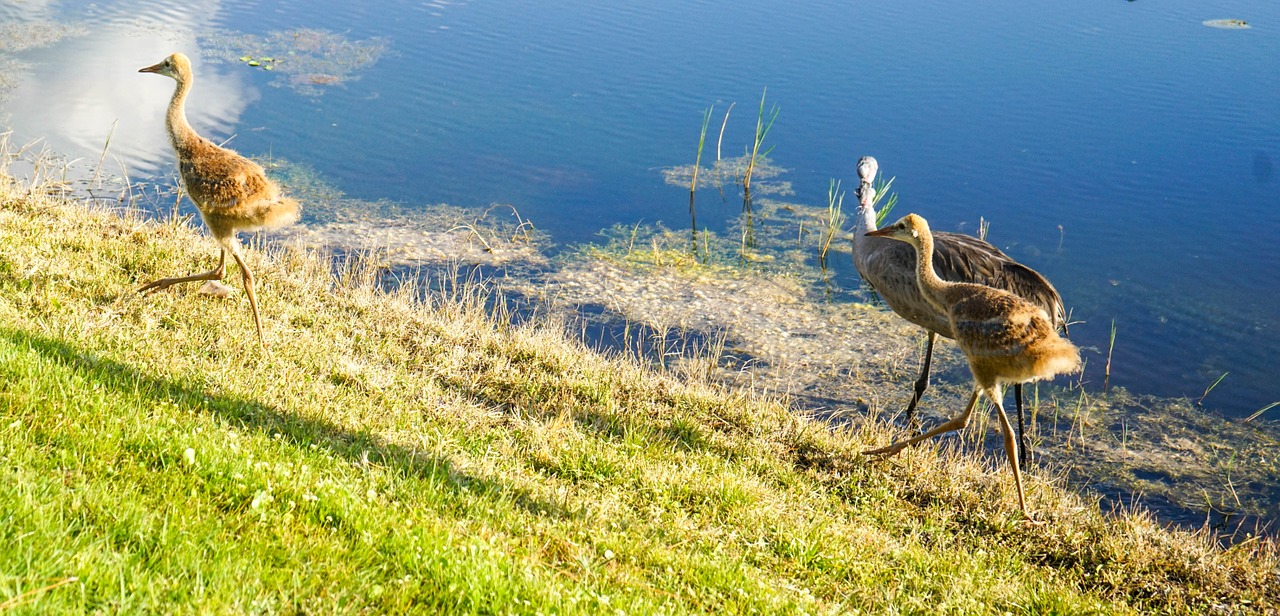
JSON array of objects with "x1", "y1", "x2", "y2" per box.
[
  {"x1": 202, "y1": 28, "x2": 389, "y2": 96},
  {"x1": 0, "y1": 20, "x2": 89, "y2": 102},
  {"x1": 2, "y1": 145, "x2": 1279, "y2": 610},
  {"x1": 0, "y1": 21, "x2": 88, "y2": 54}
]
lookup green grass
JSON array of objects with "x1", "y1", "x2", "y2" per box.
[{"x1": 0, "y1": 171, "x2": 1278, "y2": 614}]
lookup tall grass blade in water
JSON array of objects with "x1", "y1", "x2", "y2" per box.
[
  {"x1": 1244, "y1": 401, "x2": 1280, "y2": 423},
  {"x1": 91, "y1": 119, "x2": 118, "y2": 189},
  {"x1": 1198, "y1": 371, "x2": 1229, "y2": 407},
  {"x1": 716, "y1": 102, "x2": 734, "y2": 163},
  {"x1": 690, "y1": 106, "x2": 713, "y2": 253},
  {"x1": 872, "y1": 174, "x2": 898, "y2": 227},
  {"x1": 1104, "y1": 319, "x2": 1117, "y2": 392},
  {"x1": 742, "y1": 88, "x2": 779, "y2": 211},
  {"x1": 819, "y1": 178, "x2": 845, "y2": 265}
]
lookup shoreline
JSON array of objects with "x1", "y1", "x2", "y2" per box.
[{"x1": 2, "y1": 167, "x2": 1278, "y2": 612}]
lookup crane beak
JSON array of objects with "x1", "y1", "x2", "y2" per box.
[
  {"x1": 139, "y1": 62, "x2": 164, "y2": 74},
  {"x1": 864, "y1": 228, "x2": 892, "y2": 237}
]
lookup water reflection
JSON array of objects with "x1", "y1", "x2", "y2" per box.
[{"x1": 1, "y1": 3, "x2": 254, "y2": 176}]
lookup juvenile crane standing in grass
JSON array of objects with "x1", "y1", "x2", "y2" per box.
[
  {"x1": 137, "y1": 52, "x2": 299, "y2": 347},
  {"x1": 852, "y1": 156, "x2": 1066, "y2": 466},
  {"x1": 862, "y1": 214, "x2": 1080, "y2": 519}
]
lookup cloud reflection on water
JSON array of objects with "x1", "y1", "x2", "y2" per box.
[{"x1": 2, "y1": 4, "x2": 255, "y2": 177}]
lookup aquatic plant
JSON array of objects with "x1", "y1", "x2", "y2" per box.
[
  {"x1": 742, "y1": 88, "x2": 779, "y2": 209},
  {"x1": 0, "y1": 21, "x2": 89, "y2": 103},
  {"x1": 871, "y1": 174, "x2": 898, "y2": 227},
  {"x1": 89, "y1": 119, "x2": 118, "y2": 188},
  {"x1": 1198, "y1": 371, "x2": 1229, "y2": 407},
  {"x1": 1104, "y1": 318, "x2": 1117, "y2": 391},
  {"x1": 715, "y1": 103, "x2": 734, "y2": 162},
  {"x1": 1245, "y1": 401, "x2": 1280, "y2": 423},
  {"x1": 201, "y1": 28, "x2": 389, "y2": 96},
  {"x1": 0, "y1": 21, "x2": 88, "y2": 53},
  {"x1": 689, "y1": 106, "x2": 714, "y2": 253},
  {"x1": 818, "y1": 178, "x2": 845, "y2": 265}
]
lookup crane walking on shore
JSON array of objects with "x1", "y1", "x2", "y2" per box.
[
  {"x1": 862, "y1": 213, "x2": 1081, "y2": 519},
  {"x1": 137, "y1": 52, "x2": 299, "y2": 347}
]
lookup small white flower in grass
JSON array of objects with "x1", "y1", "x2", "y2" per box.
[
  {"x1": 603, "y1": 549, "x2": 614, "y2": 560},
  {"x1": 303, "y1": 491, "x2": 319, "y2": 503},
  {"x1": 183, "y1": 447, "x2": 196, "y2": 466},
  {"x1": 251, "y1": 490, "x2": 274, "y2": 510}
]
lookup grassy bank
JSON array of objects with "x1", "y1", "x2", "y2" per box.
[{"x1": 1, "y1": 170, "x2": 1277, "y2": 614}]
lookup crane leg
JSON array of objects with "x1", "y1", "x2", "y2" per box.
[
  {"x1": 1015, "y1": 383, "x2": 1029, "y2": 468},
  {"x1": 988, "y1": 385, "x2": 1035, "y2": 522},
  {"x1": 138, "y1": 248, "x2": 227, "y2": 294},
  {"x1": 865, "y1": 388, "x2": 980, "y2": 458},
  {"x1": 903, "y1": 331, "x2": 936, "y2": 427},
  {"x1": 227, "y1": 243, "x2": 266, "y2": 348}
]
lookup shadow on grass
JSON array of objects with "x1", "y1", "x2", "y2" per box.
[{"x1": 1, "y1": 328, "x2": 570, "y2": 519}]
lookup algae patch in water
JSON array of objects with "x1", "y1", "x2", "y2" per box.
[
  {"x1": 0, "y1": 58, "x2": 23, "y2": 103},
  {"x1": 663, "y1": 154, "x2": 793, "y2": 196},
  {"x1": 1203, "y1": 19, "x2": 1251, "y2": 30},
  {"x1": 0, "y1": 21, "x2": 89, "y2": 53},
  {"x1": 262, "y1": 158, "x2": 546, "y2": 270},
  {"x1": 506, "y1": 222, "x2": 929, "y2": 411},
  {"x1": 202, "y1": 28, "x2": 389, "y2": 96},
  {"x1": 0, "y1": 21, "x2": 89, "y2": 102},
  {"x1": 1035, "y1": 387, "x2": 1280, "y2": 532}
]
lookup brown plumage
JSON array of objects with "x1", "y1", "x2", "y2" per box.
[
  {"x1": 852, "y1": 156, "x2": 1066, "y2": 467},
  {"x1": 862, "y1": 213, "x2": 1081, "y2": 519},
  {"x1": 137, "y1": 52, "x2": 299, "y2": 346}
]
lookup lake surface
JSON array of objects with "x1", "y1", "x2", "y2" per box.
[{"x1": 3, "y1": 0, "x2": 1278, "y2": 420}]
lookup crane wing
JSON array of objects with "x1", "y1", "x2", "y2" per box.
[
  {"x1": 933, "y1": 232, "x2": 1067, "y2": 331},
  {"x1": 178, "y1": 139, "x2": 274, "y2": 213},
  {"x1": 950, "y1": 290, "x2": 1051, "y2": 360}
]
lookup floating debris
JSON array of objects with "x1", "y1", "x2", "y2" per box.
[
  {"x1": 202, "y1": 28, "x2": 389, "y2": 96},
  {"x1": 1203, "y1": 19, "x2": 1250, "y2": 29}
]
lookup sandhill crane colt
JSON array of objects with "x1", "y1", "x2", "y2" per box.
[
  {"x1": 138, "y1": 52, "x2": 299, "y2": 347},
  {"x1": 863, "y1": 213, "x2": 1081, "y2": 519}
]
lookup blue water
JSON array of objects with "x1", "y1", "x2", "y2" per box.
[{"x1": 3, "y1": 0, "x2": 1278, "y2": 418}]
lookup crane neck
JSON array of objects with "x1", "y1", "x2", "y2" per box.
[
  {"x1": 853, "y1": 181, "x2": 878, "y2": 234},
  {"x1": 165, "y1": 73, "x2": 199, "y2": 152},
  {"x1": 911, "y1": 225, "x2": 950, "y2": 313},
  {"x1": 852, "y1": 181, "x2": 879, "y2": 269}
]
